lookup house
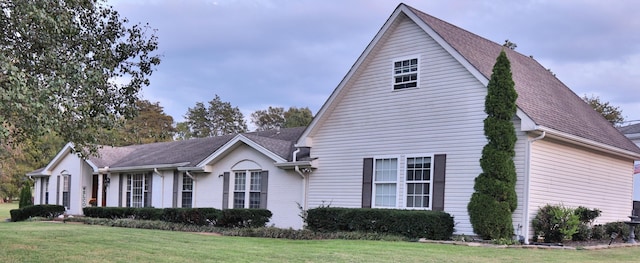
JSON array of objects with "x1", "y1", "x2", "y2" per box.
[
  {"x1": 29, "y1": 3, "x2": 640, "y2": 243},
  {"x1": 294, "y1": 3, "x2": 640, "y2": 242},
  {"x1": 27, "y1": 127, "x2": 313, "y2": 229},
  {"x1": 619, "y1": 123, "x2": 640, "y2": 206}
]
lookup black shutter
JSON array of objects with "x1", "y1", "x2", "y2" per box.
[
  {"x1": 118, "y1": 174, "x2": 124, "y2": 207},
  {"x1": 68, "y1": 175, "x2": 71, "y2": 210},
  {"x1": 260, "y1": 171, "x2": 269, "y2": 209},
  {"x1": 222, "y1": 172, "x2": 230, "y2": 209},
  {"x1": 146, "y1": 172, "x2": 153, "y2": 207},
  {"x1": 173, "y1": 171, "x2": 179, "y2": 208},
  {"x1": 432, "y1": 154, "x2": 447, "y2": 211},
  {"x1": 40, "y1": 178, "x2": 44, "y2": 204},
  {"x1": 56, "y1": 176, "x2": 60, "y2": 205},
  {"x1": 362, "y1": 158, "x2": 373, "y2": 208}
]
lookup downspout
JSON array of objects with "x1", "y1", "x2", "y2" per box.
[
  {"x1": 522, "y1": 131, "x2": 545, "y2": 244},
  {"x1": 293, "y1": 146, "x2": 307, "y2": 211},
  {"x1": 185, "y1": 171, "x2": 195, "y2": 207}
]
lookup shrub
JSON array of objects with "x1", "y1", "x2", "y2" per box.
[
  {"x1": 18, "y1": 185, "x2": 33, "y2": 208},
  {"x1": 162, "y1": 208, "x2": 221, "y2": 226},
  {"x1": 83, "y1": 207, "x2": 136, "y2": 219},
  {"x1": 305, "y1": 207, "x2": 454, "y2": 240},
  {"x1": 10, "y1": 205, "x2": 65, "y2": 222},
  {"x1": 591, "y1": 224, "x2": 607, "y2": 240},
  {"x1": 217, "y1": 209, "x2": 272, "y2": 228},
  {"x1": 532, "y1": 204, "x2": 580, "y2": 243},
  {"x1": 574, "y1": 206, "x2": 601, "y2": 224}
]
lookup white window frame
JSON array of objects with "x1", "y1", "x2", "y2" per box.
[
  {"x1": 372, "y1": 156, "x2": 400, "y2": 208},
  {"x1": 371, "y1": 154, "x2": 434, "y2": 210},
  {"x1": 391, "y1": 55, "x2": 420, "y2": 90},
  {"x1": 43, "y1": 177, "x2": 49, "y2": 204},
  {"x1": 181, "y1": 174, "x2": 193, "y2": 208},
  {"x1": 126, "y1": 173, "x2": 150, "y2": 208},
  {"x1": 232, "y1": 170, "x2": 262, "y2": 209},
  {"x1": 404, "y1": 155, "x2": 434, "y2": 209}
]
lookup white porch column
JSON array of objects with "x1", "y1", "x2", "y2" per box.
[{"x1": 97, "y1": 173, "x2": 104, "y2": 207}]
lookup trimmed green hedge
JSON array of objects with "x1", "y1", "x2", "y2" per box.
[
  {"x1": 218, "y1": 209, "x2": 272, "y2": 228},
  {"x1": 82, "y1": 207, "x2": 268, "y2": 227},
  {"x1": 10, "y1": 205, "x2": 66, "y2": 222},
  {"x1": 305, "y1": 207, "x2": 454, "y2": 240}
]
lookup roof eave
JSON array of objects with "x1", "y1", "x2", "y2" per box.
[
  {"x1": 274, "y1": 161, "x2": 316, "y2": 170},
  {"x1": 107, "y1": 162, "x2": 191, "y2": 173}
]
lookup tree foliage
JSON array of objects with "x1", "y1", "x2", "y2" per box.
[
  {"x1": 582, "y1": 95, "x2": 624, "y2": 126},
  {"x1": 0, "y1": 0, "x2": 160, "y2": 155},
  {"x1": 103, "y1": 100, "x2": 176, "y2": 146},
  {"x1": 178, "y1": 95, "x2": 247, "y2": 139},
  {"x1": 468, "y1": 50, "x2": 518, "y2": 240},
  {"x1": 251, "y1": 106, "x2": 313, "y2": 131},
  {"x1": 0, "y1": 133, "x2": 64, "y2": 201}
]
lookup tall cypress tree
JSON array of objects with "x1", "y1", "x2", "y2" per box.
[{"x1": 468, "y1": 49, "x2": 518, "y2": 240}]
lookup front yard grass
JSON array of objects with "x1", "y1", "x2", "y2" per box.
[
  {"x1": 0, "y1": 202, "x2": 18, "y2": 221},
  {"x1": 1, "y1": 222, "x2": 640, "y2": 262}
]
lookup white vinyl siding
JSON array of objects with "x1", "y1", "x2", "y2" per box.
[
  {"x1": 305, "y1": 14, "x2": 487, "y2": 234},
  {"x1": 528, "y1": 138, "x2": 634, "y2": 227}
]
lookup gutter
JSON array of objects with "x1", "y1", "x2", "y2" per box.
[
  {"x1": 536, "y1": 126, "x2": 640, "y2": 160},
  {"x1": 107, "y1": 162, "x2": 190, "y2": 172},
  {"x1": 522, "y1": 131, "x2": 545, "y2": 244}
]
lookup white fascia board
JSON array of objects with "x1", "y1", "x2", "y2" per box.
[
  {"x1": 26, "y1": 171, "x2": 50, "y2": 177},
  {"x1": 108, "y1": 162, "x2": 191, "y2": 173},
  {"x1": 196, "y1": 135, "x2": 287, "y2": 167},
  {"x1": 177, "y1": 166, "x2": 212, "y2": 173},
  {"x1": 537, "y1": 126, "x2": 640, "y2": 160}
]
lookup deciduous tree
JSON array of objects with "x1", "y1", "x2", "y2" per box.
[
  {"x1": 180, "y1": 95, "x2": 247, "y2": 138},
  {"x1": 468, "y1": 50, "x2": 518, "y2": 240},
  {"x1": 582, "y1": 95, "x2": 625, "y2": 126},
  {"x1": 0, "y1": 0, "x2": 160, "y2": 155},
  {"x1": 109, "y1": 100, "x2": 176, "y2": 146},
  {"x1": 251, "y1": 106, "x2": 313, "y2": 131}
]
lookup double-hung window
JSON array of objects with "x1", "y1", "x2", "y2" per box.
[
  {"x1": 126, "y1": 173, "x2": 151, "y2": 208},
  {"x1": 62, "y1": 175, "x2": 70, "y2": 209},
  {"x1": 393, "y1": 57, "x2": 418, "y2": 90},
  {"x1": 372, "y1": 155, "x2": 433, "y2": 209},
  {"x1": 406, "y1": 157, "x2": 431, "y2": 208},
  {"x1": 181, "y1": 175, "x2": 193, "y2": 208},
  {"x1": 233, "y1": 171, "x2": 262, "y2": 208},
  {"x1": 373, "y1": 158, "x2": 398, "y2": 208},
  {"x1": 43, "y1": 177, "x2": 49, "y2": 204}
]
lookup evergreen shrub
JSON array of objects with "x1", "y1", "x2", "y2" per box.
[
  {"x1": 305, "y1": 207, "x2": 454, "y2": 240},
  {"x1": 10, "y1": 204, "x2": 65, "y2": 221}
]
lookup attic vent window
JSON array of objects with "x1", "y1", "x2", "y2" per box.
[{"x1": 393, "y1": 58, "x2": 418, "y2": 90}]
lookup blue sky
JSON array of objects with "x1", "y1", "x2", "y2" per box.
[{"x1": 110, "y1": 0, "x2": 640, "y2": 127}]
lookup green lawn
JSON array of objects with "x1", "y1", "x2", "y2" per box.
[
  {"x1": 0, "y1": 202, "x2": 18, "y2": 221},
  {"x1": 0, "y1": 222, "x2": 639, "y2": 262}
]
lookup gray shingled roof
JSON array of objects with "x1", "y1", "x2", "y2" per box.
[
  {"x1": 406, "y1": 5, "x2": 640, "y2": 154},
  {"x1": 88, "y1": 127, "x2": 305, "y2": 169},
  {"x1": 619, "y1": 123, "x2": 640, "y2": 135}
]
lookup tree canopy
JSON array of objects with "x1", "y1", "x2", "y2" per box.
[
  {"x1": 251, "y1": 106, "x2": 313, "y2": 131},
  {"x1": 103, "y1": 100, "x2": 176, "y2": 146},
  {"x1": 0, "y1": 0, "x2": 160, "y2": 155},
  {"x1": 468, "y1": 50, "x2": 519, "y2": 240},
  {"x1": 177, "y1": 95, "x2": 247, "y2": 139},
  {"x1": 582, "y1": 95, "x2": 625, "y2": 126}
]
